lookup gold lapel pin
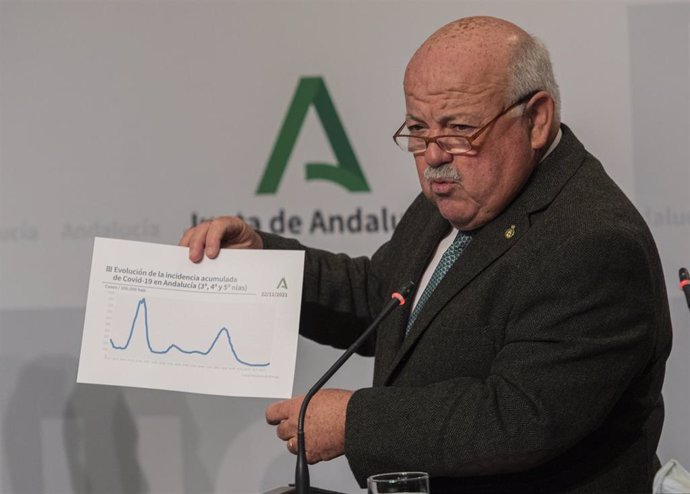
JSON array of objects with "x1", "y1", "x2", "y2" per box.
[{"x1": 504, "y1": 225, "x2": 516, "y2": 239}]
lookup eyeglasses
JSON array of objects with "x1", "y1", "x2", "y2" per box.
[{"x1": 393, "y1": 91, "x2": 538, "y2": 155}]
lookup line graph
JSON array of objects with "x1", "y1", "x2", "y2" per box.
[
  {"x1": 78, "y1": 238, "x2": 304, "y2": 398},
  {"x1": 109, "y1": 298, "x2": 270, "y2": 367}
]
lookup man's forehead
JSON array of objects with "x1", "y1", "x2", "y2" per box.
[
  {"x1": 403, "y1": 55, "x2": 510, "y2": 121},
  {"x1": 405, "y1": 63, "x2": 507, "y2": 90},
  {"x1": 405, "y1": 43, "x2": 512, "y2": 94},
  {"x1": 403, "y1": 84, "x2": 506, "y2": 122},
  {"x1": 403, "y1": 53, "x2": 509, "y2": 103}
]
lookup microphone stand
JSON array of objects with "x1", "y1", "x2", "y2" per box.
[{"x1": 294, "y1": 282, "x2": 415, "y2": 494}]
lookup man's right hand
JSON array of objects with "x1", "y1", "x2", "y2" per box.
[{"x1": 178, "y1": 216, "x2": 263, "y2": 263}]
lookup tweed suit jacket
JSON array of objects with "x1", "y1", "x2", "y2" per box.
[{"x1": 260, "y1": 125, "x2": 672, "y2": 493}]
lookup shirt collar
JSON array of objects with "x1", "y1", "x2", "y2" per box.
[{"x1": 539, "y1": 128, "x2": 562, "y2": 163}]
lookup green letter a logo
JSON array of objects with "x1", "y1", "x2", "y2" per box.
[{"x1": 256, "y1": 77, "x2": 370, "y2": 194}]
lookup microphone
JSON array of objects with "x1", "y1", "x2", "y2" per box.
[
  {"x1": 679, "y1": 268, "x2": 690, "y2": 310},
  {"x1": 294, "y1": 281, "x2": 415, "y2": 494}
]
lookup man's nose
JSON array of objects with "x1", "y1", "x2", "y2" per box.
[{"x1": 424, "y1": 141, "x2": 453, "y2": 167}]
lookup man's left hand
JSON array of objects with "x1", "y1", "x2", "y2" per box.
[{"x1": 265, "y1": 388, "x2": 352, "y2": 464}]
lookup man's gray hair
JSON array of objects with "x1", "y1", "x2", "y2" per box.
[{"x1": 507, "y1": 34, "x2": 561, "y2": 121}]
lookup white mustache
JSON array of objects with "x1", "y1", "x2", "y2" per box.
[{"x1": 424, "y1": 164, "x2": 462, "y2": 182}]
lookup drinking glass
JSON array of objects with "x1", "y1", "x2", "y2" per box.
[{"x1": 367, "y1": 471, "x2": 429, "y2": 493}]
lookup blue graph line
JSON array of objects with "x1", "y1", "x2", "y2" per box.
[{"x1": 109, "y1": 298, "x2": 270, "y2": 367}]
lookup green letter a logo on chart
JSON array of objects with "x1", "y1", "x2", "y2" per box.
[{"x1": 256, "y1": 77, "x2": 370, "y2": 194}]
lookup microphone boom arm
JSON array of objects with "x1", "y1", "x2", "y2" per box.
[{"x1": 294, "y1": 281, "x2": 415, "y2": 494}]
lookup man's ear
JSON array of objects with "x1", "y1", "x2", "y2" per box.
[{"x1": 525, "y1": 91, "x2": 555, "y2": 150}]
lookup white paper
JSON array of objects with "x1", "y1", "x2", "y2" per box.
[{"x1": 77, "y1": 237, "x2": 304, "y2": 398}]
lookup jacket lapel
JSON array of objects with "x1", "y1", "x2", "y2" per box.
[
  {"x1": 372, "y1": 208, "x2": 450, "y2": 386},
  {"x1": 380, "y1": 125, "x2": 587, "y2": 385},
  {"x1": 381, "y1": 206, "x2": 531, "y2": 385}
]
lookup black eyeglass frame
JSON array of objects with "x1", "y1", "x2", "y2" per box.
[{"x1": 393, "y1": 90, "x2": 540, "y2": 155}]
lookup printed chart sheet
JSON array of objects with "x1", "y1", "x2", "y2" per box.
[{"x1": 77, "y1": 237, "x2": 304, "y2": 398}]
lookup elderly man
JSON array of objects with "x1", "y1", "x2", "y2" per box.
[{"x1": 180, "y1": 16, "x2": 672, "y2": 493}]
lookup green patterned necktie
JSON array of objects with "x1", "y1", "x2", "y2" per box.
[{"x1": 406, "y1": 230, "x2": 472, "y2": 334}]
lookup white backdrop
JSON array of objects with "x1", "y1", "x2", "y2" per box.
[{"x1": 1, "y1": 1, "x2": 689, "y2": 493}]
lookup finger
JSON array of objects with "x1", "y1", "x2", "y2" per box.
[
  {"x1": 187, "y1": 222, "x2": 211, "y2": 263},
  {"x1": 265, "y1": 400, "x2": 290, "y2": 425},
  {"x1": 178, "y1": 226, "x2": 195, "y2": 247},
  {"x1": 287, "y1": 437, "x2": 297, "y2": 455},
  {"x1": 276, "y1": 420, "x2": 294, "y2": 440},
  {"x1": 305, "y1": 444, "x2": 326, "y2": 465},
  {"x1": 205, "y1": 218, "x2": 238, "y2": 259}
]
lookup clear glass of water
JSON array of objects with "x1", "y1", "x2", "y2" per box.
[{"x1": 367, "y1": 471, "x2": 430, "y2": 493}]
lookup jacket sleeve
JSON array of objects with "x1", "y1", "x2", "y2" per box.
[{"x1": 259, "y1": 231, "x2": 391, "y2": 355}]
